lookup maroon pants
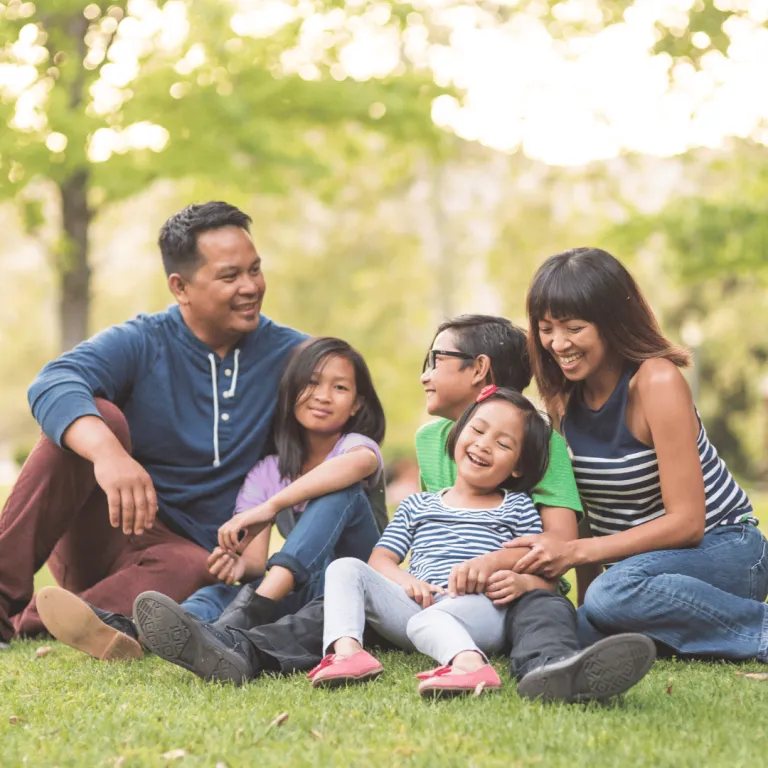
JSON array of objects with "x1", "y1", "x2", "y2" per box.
[{"x1": 0, "y1": 400, "x2": 216, "y2": 641}]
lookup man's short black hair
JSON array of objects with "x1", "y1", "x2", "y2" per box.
[
  {"x1": 158, "y1": 201, "x2": 252, "y2": 277},
  {"x1": 430, "y1": 314, "x2": 532, "y2": 392}
]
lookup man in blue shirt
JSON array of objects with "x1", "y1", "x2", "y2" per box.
[{"x1": 0, "y1": 201, "x2": 306, "y2": 645}]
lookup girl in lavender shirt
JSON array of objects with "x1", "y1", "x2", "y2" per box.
[{"x1": 183, "y1": 336, "x2": 386, "y2": 627}]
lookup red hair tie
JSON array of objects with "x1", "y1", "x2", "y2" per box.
[{"x1": 477, "y1": 384, "x2": 498, "y2": 403}]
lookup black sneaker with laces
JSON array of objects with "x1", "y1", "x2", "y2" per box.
[
  {"x1": 133, "y1": 591, "x2": 260, "y2": 685},
  {"x1": 516, "y1": 632, "x2": 657, "y2": 703}
]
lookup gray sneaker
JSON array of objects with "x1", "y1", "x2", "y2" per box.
[{"x1": 516, "y1": 633, "x2": 656, "y2": 703}]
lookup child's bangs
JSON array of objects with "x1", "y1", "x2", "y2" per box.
[{"x1": 529, "y1": 262, "x2": 594, "y2": 324}]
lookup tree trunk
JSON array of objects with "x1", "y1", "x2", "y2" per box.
[{"x1": 58, "y1": 170, "x2": 91, "y2": 351}]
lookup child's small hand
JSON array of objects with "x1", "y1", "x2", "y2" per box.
[
  {"x1": 207, "y1": 547, "x2": 246, "y2": 585},
  {"x1": 485, "y1": 570, "x2": 536, "y2": 605},
  {"x1": 447, "y1": 558, "x2": 494, "y2": 598},
  {"x1": 218, "y1": 503, "x2": 275, "y2": 552},
  {"x1": 403, "y1": 578, "x2": 445, "y2": 608}
]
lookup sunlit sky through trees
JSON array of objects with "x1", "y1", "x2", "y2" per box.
[{"x1": 2, "y1": 0, "x2": 767, "y2": 167}]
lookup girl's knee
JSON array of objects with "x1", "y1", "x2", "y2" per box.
[{"x1": 325, "y1": 557, "x2": 367, "y2": 581}]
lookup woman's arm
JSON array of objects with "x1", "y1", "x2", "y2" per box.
[
  {"x1": 511, "y1": 360, "x2": 707, "y2": 571},
  {"x1": 573, "y1": 360, "x2": 705, "y2": 565}
]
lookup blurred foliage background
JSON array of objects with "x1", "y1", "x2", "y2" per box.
[{"x1": 0, "y1": 0, "x2": 767, "y2": 487}]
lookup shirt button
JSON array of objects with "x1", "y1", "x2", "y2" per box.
[
  {"x1": 221, "y1": 413, "x2": 230, "y2": 422},
  {"x1": 224, "y1": 369, "x2": 232, "y2": 376}
]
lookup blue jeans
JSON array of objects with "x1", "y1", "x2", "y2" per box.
[
  {"x1": 181, "y1": 484, "x2": 381, "y2": 623},
  {"x1": 577, "y1": 524, "x2": 768, "y2": 662}
]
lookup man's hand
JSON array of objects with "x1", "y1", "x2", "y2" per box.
[
  {"x1": 218, "y1": 502, "x2": 276, "y2": 552},
  {"x1": 447, "y1": 556, "x2": 496, "y2": 598},
  {"x1": 485, "y1": 571, "x2": 538, "y2": 605},
  {"x1": 207, "y1": 547, "x2": 246, "y2": 586},
  {"x1": 402, "y1": 576, "x2": 446, "y2": 608},
  {"x1": 93, "y1": 453, "x2": 158, "y2": 535}
]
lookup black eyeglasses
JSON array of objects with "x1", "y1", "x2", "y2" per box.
[{"x1": 422, "y1": 349, "x2": 474, "y2": 373}]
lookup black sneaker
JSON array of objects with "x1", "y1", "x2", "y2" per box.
[
  {"x1": 133, "y1": 591, "x2": 258, "y2": 685},
  {"x1": 516, "y1": 633, "x2": 656, "y2": 703},
  {"x1": 37, "y1": 586, "x2": 143, "y2": 661}
]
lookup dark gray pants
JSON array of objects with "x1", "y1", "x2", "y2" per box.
[{"x1": 236, "y1": 587, "x2": 581, "y2": 680}]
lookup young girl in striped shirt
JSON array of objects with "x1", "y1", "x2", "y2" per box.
[{"x1": 310, "y1": 386, "x2": 655, "y2": 696}]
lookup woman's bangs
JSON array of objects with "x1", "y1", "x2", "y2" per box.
[{"x1": 529, "y1": 264, "x2": 593, "y2": 324}]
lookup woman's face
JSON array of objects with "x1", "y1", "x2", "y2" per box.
[
  {"x1": 537, "y1": 313, "x2": 609, "y2": 382},
  {"x1": 294, "y1": 355, "x2": 359, "y2": 436},
  {"x1": 454, "y1": 400, "x2": 524, "y2": 491}
]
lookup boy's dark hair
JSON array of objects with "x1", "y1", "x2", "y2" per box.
[
  {"x1": 527, "y1": 247, "x2": 691, "y2": 409},
  {"x1": 428, "y1": 315, "x2": 532, "y2": 392},
  {"x1": 158, "y1": 201, "x2": 252, "y2": 277},
  {"x1": 275, "y1": 337, "x2": 386, "y2": 481},
  {"x1": 445, "y1": 387, "x2": 551, "y2": 494}
]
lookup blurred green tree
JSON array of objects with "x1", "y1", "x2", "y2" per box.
[{"x1": 0, "y1": 0, "x2": 441, "y2": 351}]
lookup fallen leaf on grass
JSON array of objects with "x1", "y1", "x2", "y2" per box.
[
  {"x1": 161, "y1": 749, "x2": 186, "y2": 761},
  {"x1": 268, "y1": 712, "x2": 289, "y2": 728},
  {"x1": 665, "y1": 685, "x2": 673, "y2": 695},
  {"x1": 310, "y1": 730, "x2": 324, "y2": 741},
  {"x1": 35, "y1": 646, "x2": 54, "y2": 658},
  {"x1": 113, "y1": 757, "x2": 126, "y2": 768},
  {"x1": 735, "y1": 672, "x2": 768, "y2": 682},
  {"x1": 9, "y1": 715, "x2": 22, "y2": 725}
]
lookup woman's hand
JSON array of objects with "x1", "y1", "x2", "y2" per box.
[
  {"x1": 402, "y1": 576, "x2": 446, "y2": 608},
  {"x1": 218, "y1": 503, "x2": 276, "y2": 552},
  {"x1": 207, "y1": 547, "x2": 246, "y2": 585},
  {"x1": 484, "y1": 571, "x2": 538, "y2": 605},
  {"x1": 504, "y1": 533, "x2": 578, "y2": 578}
]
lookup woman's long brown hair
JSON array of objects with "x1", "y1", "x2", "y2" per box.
[{"x1": 526, "y1": 248, "x2": 691, "y2": 413}]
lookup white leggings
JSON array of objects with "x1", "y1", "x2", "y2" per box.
[{"x1": 322, "y1": 558, "x2": 507, "y2": 665}]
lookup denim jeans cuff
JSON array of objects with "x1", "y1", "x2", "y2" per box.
[
  {"x1": 267, "y1": 552, "x2": 310, "y2": 587},
  {"x1": 758, "y1": 604, "x2": 768, "y2": 663}
]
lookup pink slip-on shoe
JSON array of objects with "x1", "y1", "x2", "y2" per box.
[
  {"x1": 416, "y1": 663, "x2": 502, "y2": 698},
  {"x1": 308, "y1": 650, "x2": 384, "y2": 688}
]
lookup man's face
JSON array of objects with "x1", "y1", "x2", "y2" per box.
[{"x1": 174, "y1": 226, "x2": 266, "y2": 339}]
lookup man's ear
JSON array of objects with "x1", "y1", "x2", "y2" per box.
[
  {"x1": 168, "y1": 273, "x2": 188, "y2": 305},
  {"x1": 470, "y1": 354, "x2": 493, "y2": 386}
]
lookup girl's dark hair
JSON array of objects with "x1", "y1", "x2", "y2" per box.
[
  {"x1": 527, "y1": 248, "x2": 691, "y2": 410},
  {"x1": 445, "y1": 387, "x2": 551, "y2": 494},
  {"x1": 426, "y1": 314, "x2": 532, "y2": 392},
  {"x1": 275, "y1": 337, "x2": 386, "y2": 481}
]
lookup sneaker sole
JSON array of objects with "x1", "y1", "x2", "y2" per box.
[
  {"x1": 37, "y1": 587, "x2": 142, "y2": 662},
  {"x1": 133, "y1": 591, "x2": 249, "y2": 685},
  {"x1": 311, "y1": 668, "x2": 383, "y2": 689},
  {"x1": 516, "y1": 633, "x2": 656, "y2": 703}
]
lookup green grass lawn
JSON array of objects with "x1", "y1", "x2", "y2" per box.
[{"x1": 2, "y1": 491, "x2": 768, "y2": 766}]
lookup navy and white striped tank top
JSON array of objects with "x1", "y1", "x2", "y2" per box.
[{"x1": 562, "y1": 365, "x2": 755, "y2": 536}]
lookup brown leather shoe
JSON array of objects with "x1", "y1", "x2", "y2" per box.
[{"x1": 37, "y1": 587, "x2": 142, "y2": 661}]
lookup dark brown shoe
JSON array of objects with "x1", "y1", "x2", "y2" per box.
[{"x1": 37, "y1": 587, "x2": 142, "y2": 661}]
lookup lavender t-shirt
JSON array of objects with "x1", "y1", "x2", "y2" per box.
[{"x1": 234, "y1": 433, "x2": 383, "y2": 535}]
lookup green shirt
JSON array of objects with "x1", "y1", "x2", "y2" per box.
[{"x1": 415, "y1": 418, "x2": 583, "y2": 516}]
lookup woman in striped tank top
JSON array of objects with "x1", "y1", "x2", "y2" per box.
[{"x1": 509, "y1": 247, "x2": 768, "y2": 664}]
